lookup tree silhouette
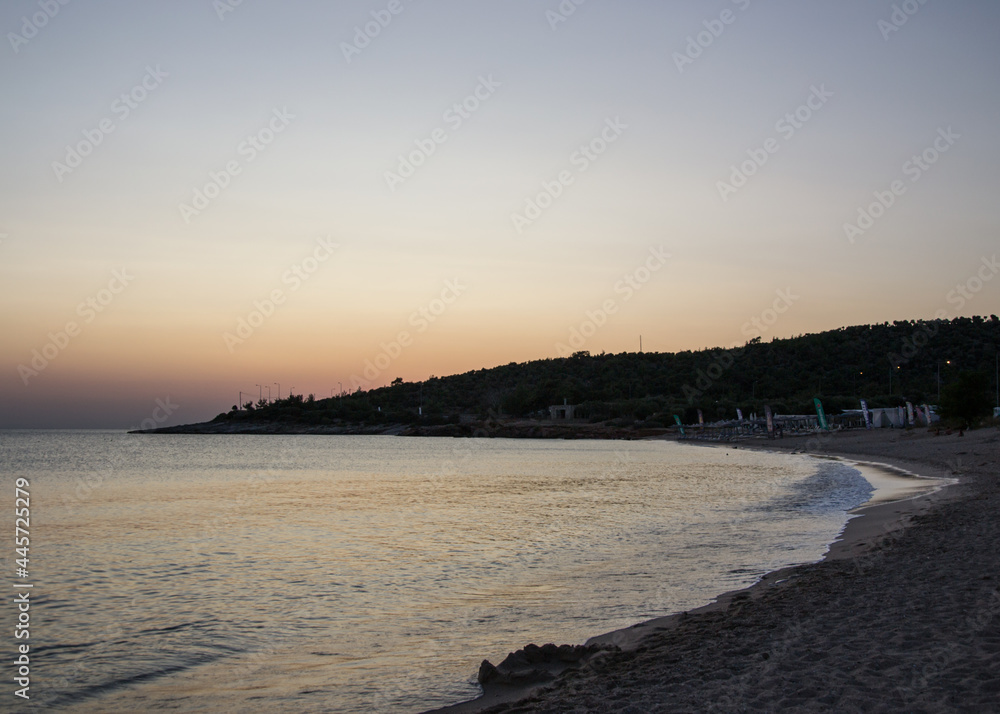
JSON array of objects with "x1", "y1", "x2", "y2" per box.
[
  {"x1": 211, "y1": 316, "x2": 1000, "y2": 427},
  {"x1": 940, "y1": 371, "x2": 993, "y2": 426}
]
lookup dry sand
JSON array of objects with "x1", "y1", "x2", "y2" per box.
[{"x1": 436, "y1": 427, "x2": 1000, "y2": 713}]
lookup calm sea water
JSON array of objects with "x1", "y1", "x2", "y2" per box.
[{"x1": 0, "y1": 431, "x2": 877, "y2": 712}]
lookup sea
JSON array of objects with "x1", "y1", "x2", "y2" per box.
[{"x1": 0, "y1": 430, "x2": 889, "y2": 712}]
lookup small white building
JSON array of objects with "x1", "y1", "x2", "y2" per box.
[{"x1": 549, "y1": 400, "x2": 577, "y2": 420}]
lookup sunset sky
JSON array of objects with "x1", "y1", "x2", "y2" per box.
[{"x1": 2, "y1": 0, "x2": 998, "y2": 428}]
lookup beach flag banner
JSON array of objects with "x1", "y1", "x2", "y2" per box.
[
  {"x1": 860, "y1": 399, "x2": 873, "y2": 430},
  {"x1": 672, "y1": 414, "x2": 685, "y2": 436},
  {"x1": 697, "y1": 409, "x2": 704, "y2": 426},
  {"x1": 906, "y1": 402, "x2": 915, "y2": 426},
  {"x1": 813, "y1": 398, "x2": 829, "y2": 430},
  {"x1": 736, "y1": 408, "x2": 744, "y2": 422},
  {"x1": 765, "y1": 405, "x2": 774, "y2": 438}
]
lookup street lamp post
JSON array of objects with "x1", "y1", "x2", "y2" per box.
[
  {"x1": 256, "y1": 384, "x2": 262, "y2": 403},
  {"x1": 274, "y1": 382, "x2": 281, "y2": 401},
  {"x1": 266, "y1": 385, "x2": 271, "y2": 403},
  {"x1": 339, "y1": 381, "x2": 343, "y2": 398},
  {"x1": 937, "y1": 360, "x2": 951, "y2": 403}
]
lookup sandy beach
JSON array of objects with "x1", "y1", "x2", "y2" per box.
[{"x1": 436, "y1": 427, "x2": 1000, "y2": 713}]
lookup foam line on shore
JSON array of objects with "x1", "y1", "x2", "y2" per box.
[
  {"x1": 427, "y1": 434, "x2": 969, "y2": 713},
  {"x1": 582, "y1": 446, "x2": 962, "y2": 648}
]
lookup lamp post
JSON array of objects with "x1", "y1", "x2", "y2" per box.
[
  {"x1": 266, "y1": 385, "x2": 271, "y2": 403},
  {"x1": 937, "y1": 360, "x2": 951, "y2": 403},
  {"x1": 256, "y1": 384, "x2": 262, "y2": 403},
  {"x1": 274, "y1": 382, "x2": 281, "y2": 401},
  {"x1": 339, "y1": 381, "x2": 343, "y2": 398}
]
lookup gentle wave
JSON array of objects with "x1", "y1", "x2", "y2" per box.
[{"x1": 1, "y1": 432, "x2": 880, "y2": 713}]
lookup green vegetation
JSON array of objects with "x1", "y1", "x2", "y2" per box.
[
  {"x1": 215, "y1": 316, "x2": 999, "y2": 428},
  {"x1": 940, "y1": 371, "x2": 994, "y2": 427}
]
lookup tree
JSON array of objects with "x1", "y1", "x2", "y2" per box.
[{"x1": 940, "y1": 371, "x2": 992, "y2": 426}]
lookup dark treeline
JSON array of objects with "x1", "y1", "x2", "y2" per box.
[{"x1": 221, "y1": 316, "x2": 999, "y2": 428}]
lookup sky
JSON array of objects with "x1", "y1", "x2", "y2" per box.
[{"x1": 1, "y1": 0, "x2": 998, "y2": 428}]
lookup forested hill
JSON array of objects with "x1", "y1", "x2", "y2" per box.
[{"x1": 220, "y1": 316, "x2": 999, "y2": 428}]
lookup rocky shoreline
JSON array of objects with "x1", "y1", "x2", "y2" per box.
[
  {"x1": 127, "y1": 420, "x2": 408, "y2": 435},
  {"x1": 128, "y1": 418, "x2": 671, "y2": 440}
]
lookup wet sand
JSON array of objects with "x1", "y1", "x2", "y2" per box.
[{"x1": 435, "y1": 427, "x2": 1000, "y2": 713}]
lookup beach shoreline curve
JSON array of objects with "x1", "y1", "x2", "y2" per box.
[{"x1": 428, "y1": 427, "x2": 997, "y2": 713}]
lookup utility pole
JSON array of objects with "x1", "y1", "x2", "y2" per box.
[{"x1": 937, "y1": 360, "x2": 952, "y2": 403}]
